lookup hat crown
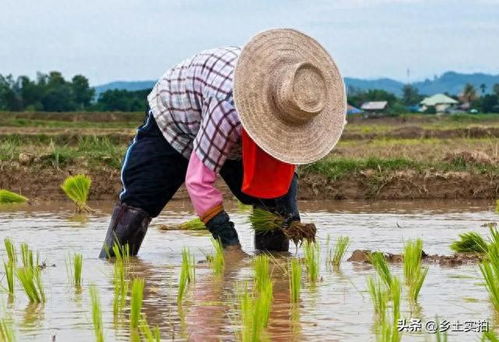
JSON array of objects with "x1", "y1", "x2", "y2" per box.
[{"x1": 274, "y1": 62, "x2": 326, "y2": 124}]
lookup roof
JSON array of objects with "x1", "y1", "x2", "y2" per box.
[
  {"x1": 347, "y1": 104, "x2": 362, "y2": 114},
  {"x1": 420, "y1": 94, "x2": 458, "y2": 106},
  {"x1": 360, "y1": 101, "x2": 388, "y2": 110}
]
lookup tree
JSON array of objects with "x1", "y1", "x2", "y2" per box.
[
  {"x1": 402, "y1": 84, "x2": 422, "y2": 106},
  {"x1": 0, "y1": 75, "x2": 23, "y2": 111},
  {"x1": 40, "y1": 72, "x2": 76, "y2": 111},
  {"x1": 71, "y1": 75, "x2": 94, "y2": 109},
  {"x1": 461, "y1": 83, "x2": 477, "y2": 103},
  {"x1": 493, "y1": 83, "x2": 499, "y2": 97},
  {"x1": 479, "y1": 83, "x2": 487, "y2": 95}
]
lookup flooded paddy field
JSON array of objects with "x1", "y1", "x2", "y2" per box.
[{"x1": 0, "y1": 199, "x2": 498, "y2": 341}]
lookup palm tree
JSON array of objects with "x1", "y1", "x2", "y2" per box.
[
  {"x1": 480, "y1": 83, "x2": 487, "y2": 95},
  {"x1": 462, "y1": 83, "x2": 477, "y2": 103}
]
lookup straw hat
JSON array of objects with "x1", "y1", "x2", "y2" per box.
[{"x1": 234, "y1": 28, "x2": 347, "y2": 164}]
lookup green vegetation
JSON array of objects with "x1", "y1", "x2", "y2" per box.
[
  {"x1": 178, "y1": 218, "x2": 205, "y2": 231},
  {"x1": 249, "y1": 208, "x2": 283, "y2": 233},
  {"x1": 479, "y1": 230, "x2": 499, "y2": 312},
  {"x1": 139, "y1": 316, "x2": 161, "y2": 342},
  {"x1": 289, "y1": 258, "x2": 302, "y2": 303},
  {"x1": 60, "y1": 174, "x2": 92, "y2": 212},
  {"x1": 89, "y1": 285, "x2": 104, "y2": 342},
  {"x1": 209, "y1": 238, "x2": 225, "y2": 276},
  {"x1": 16, "y1": 266, "x2": 45, "y2": 303},
  {"x1": 303, "y1": 241, "x2": 320, "y2": 283},
  {"x1": 4, "y1": 239, "x2": 16, "y2": 265},
  {"x1": 112, "y1": 243, "x2": 130, "y2": 320},
  {"x1": 3, "y1": 261, "x2": 15, "y2": 296},
  {"x1": 20, "y1": 243, "x2": 37, "y2": 269},
  {"x1": 482, "y1": 330, "x2": 499, "y2": 341},
  {"x1": 367, "y1": 276, "x2": 387, "y2": 319},
  {"x1": 328, "y1": 236, "x2": 350, "y2": 270},
  {"x1": 66, "y1": 253, "x2": 83, "y2": 287},
  {"x1": 130, "y1": 278, "x2": 145, "y2": 330},
  {"x1": 451, "y1": 232, "x2": 488, "y2": 253},
  {"x1": 177, "y1": 248, "x2": 195, "y2": 304},
  {"x1": 253, "y1": 254, "x2": 271, "y2": 293},
  {"x1": 0, "y1": 190, "x2": 28, "y2": 204},
  {"x1": 0, "y1": 317, "x2": 15, "y2": 342},
  {"x1": 237, "y1": 280, "x2": 273, "y2": 342},
  {"x1": 370, "y1": 252, "x2": 394, "y2": 290},
  {"x1": 403, "y1": 239, "x2": 429, "y2": 302}
]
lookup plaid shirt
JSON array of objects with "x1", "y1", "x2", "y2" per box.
[{"x1": 147, "y1": 47, "x2": 242, "y2": 172}]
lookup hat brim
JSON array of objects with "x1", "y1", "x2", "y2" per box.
[{"x1": 234, "y1": 28, "x2": 347, "y2": 165}]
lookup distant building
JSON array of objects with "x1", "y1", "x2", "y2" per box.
[
  {"x1": 420, "y1": 94, "x2": 458, "y2": 113},
  {"x1": 360, "y1": 101, "x2": 388, "y2": 116},
  {"x1": 347, "y1": 104, "x2": 362, "y2": 114}
]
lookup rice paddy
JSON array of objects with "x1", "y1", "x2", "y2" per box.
[{"x1": 66, "y1": 252, "x2": 83, "y2": 287}]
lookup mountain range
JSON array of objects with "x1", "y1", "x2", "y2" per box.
[{"x1": 94, "y1": 71, "x2": 499, "y2": 97}]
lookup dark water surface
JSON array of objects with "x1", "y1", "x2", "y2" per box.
[{"x1": 0, "y1": 199, "x2": 497, "y2": 341}]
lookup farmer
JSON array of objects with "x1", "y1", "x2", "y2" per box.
[{"x1": 99, "y1": 28, "x2": 346, "y2": 258}]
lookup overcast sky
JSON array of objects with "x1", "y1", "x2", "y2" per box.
[{"x1": 1, "y1": 0, "x2": 498, "y2": 85}]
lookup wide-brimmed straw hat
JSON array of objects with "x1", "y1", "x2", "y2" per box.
[{"x1": 234, "y1": 28, "x2": 347, "y2": 164}]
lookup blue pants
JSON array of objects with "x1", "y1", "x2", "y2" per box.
[{"x1": 119, "y1": 111, "x2": 300, "y2": 219}]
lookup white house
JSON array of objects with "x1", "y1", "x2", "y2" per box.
[{"x1": 420, "y1": 94, "x2": 458, "y2": 113}]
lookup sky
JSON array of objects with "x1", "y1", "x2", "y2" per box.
[{"x1": 1, "y1": 0, "x2": 498, "y2": 86}]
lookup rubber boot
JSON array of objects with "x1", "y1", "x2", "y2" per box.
[
  {"x1": 98, "y1": 202, "x2": 151, "y2": 258},
  {"x1": 254, "y1": 229, "x2": 289, "y2": 252}
]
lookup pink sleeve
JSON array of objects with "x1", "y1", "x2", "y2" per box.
[{"x1": 185, "y1": 152, "x2": 224, "y2": 220}]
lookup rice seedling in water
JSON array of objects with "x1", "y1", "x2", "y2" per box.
[
  {"x1": 403, "y1": 239, "x2": 428, "y2": 302},
  {"x1": 370, "y1": 252, "x2": 393, "y2": 290},
  {"x1": 0, "y1": 318, "x2": 15, "y2": 342},
  {"x1": 328, "y1": 236, "x2": 350, "y2": 270},
  {"x1": 0, "y1": 189, "x2": 28, "y2": 204},
  {"x1": 450, "y1": 232, "x2": 488, "y2": 253},
  {"x1": 60, "y1": 174, "x2": 92, "y2": 213},
  {"x1": 130, "y1": 278, "x2": 145, "y2": 330},
  {"x1": 4, "y1": 239, "x2": 16, "y2": 265},
  {"x1": 434, "y1": 318, "x2": 448, "y2": 342},
  {"x1": 253, "y1": 254, "x2": 271, "y2": 293},
  {"x1": 482, "y1": 330, "x2": 499, "y2": 342},
  {"x1": 209, "y1": 238, "x2": 225, "y2": 276},
  {"x1": 249, "y1": 208, "x2": 283, "y2": 233},
  {"x1": 289, "y1": 258, "x2": 302, "y2": 303},
  {"x1": 303, "y1": 241, "x2": 320, "y2": 283},
  {"x1": 479, "y1": 242, "x2": 499, "y2": 312},
  {"x1": 177, "y1": 248, "x2": 195, "y2": 304},
  {"x1": 112, "y1": 242, "x2": 130, "y2": 264},
  {"x1": 3, "y1": 261, "x2": 15, "y2": 296},
  {"x1": 112, "y1": 255, "x2": 129, "y2": 320},
  {"x1": 20, "y1": 243, "x2": 36, "y2": 269},
  {"x1": 66, "y1": 253, "x2": 83, "y2": 287},
  {"x1": 89, "y1": 285, "x2": 104, "y2": 342},
  {"x1": 237, "y1": 280, "x2": 273, "y2": 342},
  {"x1": 139, "y1": 315, "x2": 161, "y2": 342},
  {"x1": 16, "y1": 266, "x2": 45, "y2": 303},
  {"x1": 367, "y1": 276, "x2": 387, "y2": 320}
]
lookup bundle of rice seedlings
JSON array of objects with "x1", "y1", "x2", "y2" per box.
[
  {"x1": 403, "y1": 239, "x2": 429, "y2": 302},
  {"x1": 4, "y1": 239, "x2": 16, "y2": 265},
  {"x1": 130, "y1": 278, "x2": 145, "y2": 330},
  {"x1": 369, "y1": 252, "x2": 393, "y2": 290},
  {"x1": 209, "y1": 238, "x2": 225, "y2": 276},
  {"x1": 0, "y1": 317, "x2": 15, "y2": 342},
  {"x1": 450, "y1": 232, "x2": 488, "y2": 253},
  {"x1": 236, "y1": 201, "x2": 252, "y2": 213},
  {"x1": 177, "y1": 248, "x2": 195, "y2": 304},
  {"x1": 328, "y1": 236, "x2": 350, "y2": 271},
  {"x1": 60, "y1": 174, "x2": 92, "y2": 213},
  {"x1": 139, "y1": 315, "x2": 161, "y2": 342},
  {"x1": 66, "y1": 253, "x2": 83, "y2": 287},
  {"x1": 249, "y1": 208, "x2": 316, "y2": 245},
  {"x1": 89, "y1": 285, "x2": 104, "y2": 342},
  {"x1": 253, "y1": 254, "x2": 271, "y2": 293},
  {"x1": 159, "y1": 218, "x2": 205, "y2": 231},
  {"x1": 16, "y1": 266, "x2": 45, "y2": 303},
  {"x1": 289, "y1": 258, "x2": 302, "y2": 303},
  {"x1": 303, "y1": 241, "x2": 320, "y2": 283},
  {"x1": 0, "y1": 189, "x2": 28, "y2": 204}
]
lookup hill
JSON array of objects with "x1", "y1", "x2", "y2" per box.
[{"x1": 94, "y1": 71, "x2": 499, "y2": 97}]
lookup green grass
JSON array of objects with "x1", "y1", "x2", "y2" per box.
[
  {"x1": 370, "y1": 252, "x2": 393, "y2": 290},
  {"x1": 4, "y1": 239, "x2": 16, "y2": 265},
  {"x1": 403, "y1": 239, "x2": 429, "y2": 302},
  {"x1": 450, "y1": 232, "x2": 488, "y2": 253},
  {"x1": 89, "y1": 285, "x2": 104, "y2": 342},
  {"x1": 209, "y1": 238, "x2": 225, "y2": 276},
  {"x1": 60, "y1": 174, "x2": 92, "y2": 213},
  {"x1": 237, "y1": 280, "x2": 273, "y2": 342},
  {"x1": 66, "y1": 253, "x2": 83, "y2": 287},
  {"x1": 16, "y1": 266, "x2": 45, "y2": 303},
  {"x1": 0, "y1": 189, "x2": 28, "y2": 204},
  {"x1": 303, "y1": 241, "x2": 320, "y2": 283},
  {"x1": 130, "y1": 278, "x2": 145, "y2": 330},
  {"x1": 253, "y1": 254, "x2": 271, "y2": 294},
  {"x1": 139, "y1": 315, "x2": 161, "y2": 342},
  {"x1": 177, "y1": 248, "x2": 195, "y2": 304},
  {"x1": 328, "y1": 236, "x2": 350, "y2": 270},
  {"x1": 289, "y1": 258, "x2": 302, "y2": 303}
]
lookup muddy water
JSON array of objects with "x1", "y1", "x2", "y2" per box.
[{"x1": 0, "y1": 200, "x2": 498, "y2": 341}]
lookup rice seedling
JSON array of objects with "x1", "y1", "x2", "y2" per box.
[
  {"x1": 20, "y1": 243, "x2": 36, "y2": 269},
  {"x1": 479, "y1": 242, "x2": 499, "y2": 312},
  {"x1": 434, "y1": 318, "x2": 448, "y2": 342},
  {"x1": 0, "y1": 189, "x2": 28, "y2": 204},
  {"x1": 3, "y1": 261, "x2": 15, "y2": 296},
  {"x1": 482, "y1": 330, "x2": 498, "y2": 342},
  {"x1": 328, "y1": 236, "x2": 350, "y2": 270},
  {"x1": 89, "y1": 285, "x2": 104, "y2": 342},
  {"x1": 237, "y1": 201, "x2": 252, "y2": 212},
  {"x1": 177, "y1": 248, "x2": 195, "y2": 304},
  {"x1": 16, "y1": 266, "x2": 45, "y2": 303},
  {"x1": 367, "y1": 276, "x2": 388, "y2": 320},
  {"x1": 303, "y1": 241, "x2": 320, "y2": 283},
  {"x1": 253, "y1": 254, "x2": 271, "y2": 293},
  {"x1": 139, "y1": 315, "x2": 161, "y2": 342},
  {"x1": 112, "y1": 255, "x2": 129, "y2": 320},
  {"x1": 0, "y1": 317, "x2": 15, "y2": 342},
  {"x1": 237, "y1": 280, "x2": 273, "y2": 342},
  {"x1": 289, "y1": 258, "x2": 302, "y2": 303},
  {"x1": 209, "y1": 238, "x2": 225, "y2": 276},
  {"x1": 403, "y1": 239, "x2": 429, "y2": 302},
  {"x1": 249, "y1": 208, "x2": 283, "y2": 233},
  {"x1": 60, "y1": 174, "x2": 92, "y2": 213},
  {"x1": 370, "y1": 252, "x2": 393, "y2": 290},
  {"x1": 130, "y1": 278, "x2": 145, "y2": 330},
  {"x1": 3, "y1": 239, "x2": 16, "y2": 265},
  {"x1": 450, "y1": 232, "x2": 488, "y2": 253},
  {"x1": 66, "y1": 253, "x2": 83, "y2": 287},
  {"x1": 112, "y1": 242, "x2": 130, "y2": 265}
]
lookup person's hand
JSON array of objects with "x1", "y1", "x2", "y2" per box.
[{"x1": 205, "y1": 210, "x2": 240, "y2": 248}]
